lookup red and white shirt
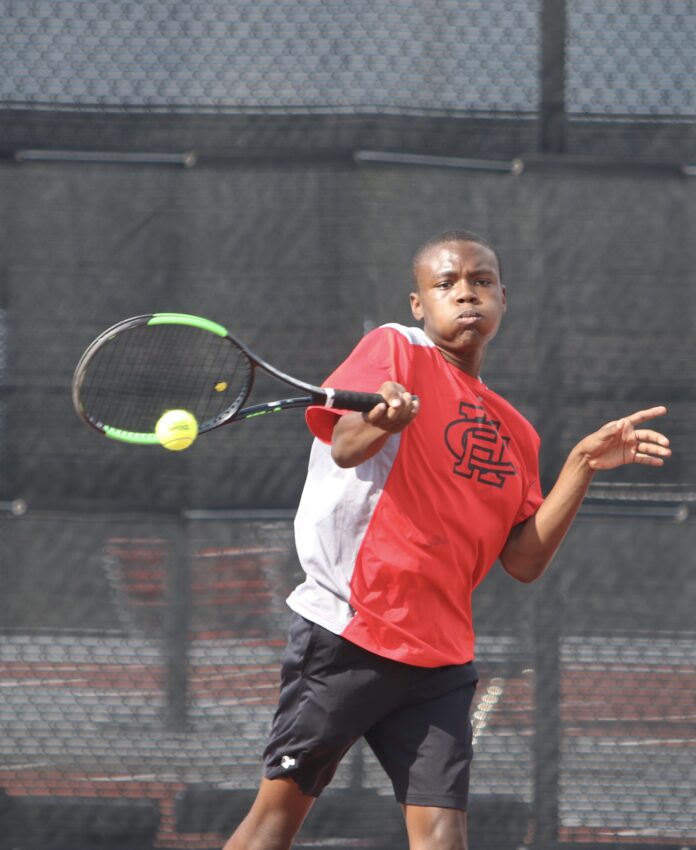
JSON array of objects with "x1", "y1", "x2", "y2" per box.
[{"x1": 287, "y1": 324, "x2": 544, "y2": 667}]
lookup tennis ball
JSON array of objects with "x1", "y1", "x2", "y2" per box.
[{"x1": 155, "y1": 409, "x2": 199, "y2": 451}]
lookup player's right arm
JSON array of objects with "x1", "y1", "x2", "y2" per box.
[{"x1": 331, "y1": 381, "x2": 419, "y2": 468}]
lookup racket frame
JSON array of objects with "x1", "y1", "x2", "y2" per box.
[{"x1": 72, "y1": 312, "x2": 385, "y2": 445}]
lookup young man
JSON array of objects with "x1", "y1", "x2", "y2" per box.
[{"x1": 223, "y1": 231, "x2": 670, "y2": 850}]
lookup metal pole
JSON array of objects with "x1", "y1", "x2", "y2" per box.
[
  {"x1": 540, "y1": 0, "x2": 567, "y2": 155},
  {"x1": 165, "y1": 513, "x2": 190, "y2": 732},
  {"x1": 530, "y1": 6, "x2": 568, "y2": 845}
]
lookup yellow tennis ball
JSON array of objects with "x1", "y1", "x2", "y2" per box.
[{"x1": 155, "y1": 409, "x2": 198, "y2": 451}]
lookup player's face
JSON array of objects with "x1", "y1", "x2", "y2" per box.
[{"x1": 410, "y1": 240, "x2": 506, "y2": 364}]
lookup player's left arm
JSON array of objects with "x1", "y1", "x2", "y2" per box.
[{"x1": 499, "y1": 406, "x2": 671, "y2": 583}]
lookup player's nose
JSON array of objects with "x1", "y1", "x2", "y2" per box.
[{"x1": 455, "y1": 282, "x2": 479, "y2": 302}]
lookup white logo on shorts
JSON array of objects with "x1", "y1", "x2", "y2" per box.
[{"x1": 281, "y1": 755, "x2": 297, "y2": 770}]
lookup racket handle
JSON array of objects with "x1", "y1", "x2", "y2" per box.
[{"x1": 327, "y1": 390, "x2": 390, "y2": 412}]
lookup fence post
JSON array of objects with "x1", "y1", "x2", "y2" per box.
[
  {"x1": 540, "y1": 0, "x2": 567, "y2": 155},
  {"x1": 165, "y1": 512, "x2": 191, "y2": 732},
  {"x1": 531, "y1": 573, "x2": 562, "y2": 849}
]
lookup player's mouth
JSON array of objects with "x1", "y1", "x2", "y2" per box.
[{"x1": 455, "y1": 311, "x2": 483, "y2": 325}]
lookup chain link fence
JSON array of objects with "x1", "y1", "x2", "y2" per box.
[
  {"x1": 1, "y1": 0, "x2": 540, "y2": 114},
  {"x1": 2, "y1": 507, "x2": 695, "y2": 849}
]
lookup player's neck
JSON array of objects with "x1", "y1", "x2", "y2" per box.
[{"x1": 435, "y1": 345, "x2": 483, "y2": 379}]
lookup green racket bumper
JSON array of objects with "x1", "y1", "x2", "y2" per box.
[
  {"x1": 148, "y1": 313, "x2": 228, "y2": 337},
  {"x1": 104, "y1": 426, "x2": 161, "y2": 445}
]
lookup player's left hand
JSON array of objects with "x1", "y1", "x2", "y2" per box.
[{"x1": 578, "y1": 406, "x2": 671, "y2": 470}]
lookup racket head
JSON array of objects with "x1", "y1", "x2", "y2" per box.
[{"x1": 72, "y1": 313, "x2": 254, "y2": 444}]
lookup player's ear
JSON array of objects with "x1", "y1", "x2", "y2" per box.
[
  {"x1": 501, "y1": 284, "x2": 507, "y2": 312},
  {"x1": 410, "y1": 291, "x2": 423, "y2": 321}
]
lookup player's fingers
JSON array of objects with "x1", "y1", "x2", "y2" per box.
[
  {"x1": 385, "y1": 395, "x2": 405, "y2": 417},
  {"x1": 366, "y1": 384, "x2": 418, "y2": 429},
  {"x1": 361, "y1": 396, "x2": 403, "y2": 427},
  {"x1": 386, "y1": 391, "x2": 415, "y2": 416},
  {"x1": 362, "y1": 400, "x2": 388, "y2": 423},
  {"x1": 378, "y1": 381, "x2": 406, "y2": 401},
  {"x1": 398, "y1": 391, "x2": 413, "y2": 410},
  {"x1": 402, "y1": 392, "x2": 421, "y2": 419},
  {"x1": 634, "y1": 429, "x2": 671, "y2": 448},
  {"x1": 626, "y1": 405, "x2": 668, "y2": 425},
  {"x1": 633, "y1": 452, "x2": 667, "y2": 466},
  {"x1": 635, "y1": 440, "x2": 671, "y2": 458}
]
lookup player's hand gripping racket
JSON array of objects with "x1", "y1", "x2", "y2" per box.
[{"x1": 72, "y1": 313, "x2": 386, "y2": 445}]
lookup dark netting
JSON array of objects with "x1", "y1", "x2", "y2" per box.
[
  {"x1": 563, "y1": 0, "x2": 696, "y2": 160},
  {"x1": 566, "y1": 0, "x2": 696, "y2": 118},
  {"x1": 1, "y1": 0, "x2": 540, "y2": 114},
  {"x1": 2, "y1": 160, "x2": 695, "y2": 850},
  {"x1": 1, "y1": 3, "x2": 696, "y2": 849},
  {"x1": 554, "y1": 513, "x2": 696, "y2": 843}
]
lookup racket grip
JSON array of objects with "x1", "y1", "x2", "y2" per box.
[{"x1": 328, "y1": 390, "x2": 389, "y2": 412}]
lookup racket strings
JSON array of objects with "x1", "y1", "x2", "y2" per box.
[{"x1": 80, "y1": 323, "x2": 252, "y2": 433}]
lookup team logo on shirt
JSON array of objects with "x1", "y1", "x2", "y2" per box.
[{"x1": 445, "y1": 402, "x2": 517, "y2": 488}]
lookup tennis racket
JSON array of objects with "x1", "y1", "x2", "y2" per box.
[{"x1": 72, "y1": 312, "x2": 386, "y2": 445}]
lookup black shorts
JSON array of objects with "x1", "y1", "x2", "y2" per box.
[{"x1": 263, "y1": 614, "x2": 478, "y2": 809}]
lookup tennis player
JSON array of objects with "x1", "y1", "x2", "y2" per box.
[{"x1": 223, "y1": 230, "x2": 670, "y2": 850}]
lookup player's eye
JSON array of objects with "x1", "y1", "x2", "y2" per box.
[{"x1": 475, "y1": 278, "x2": 492, "y2": 287}]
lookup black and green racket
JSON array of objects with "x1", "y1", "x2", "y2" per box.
[{"x1": 72, "y1": 313, "x2": 385, "y2": 445}]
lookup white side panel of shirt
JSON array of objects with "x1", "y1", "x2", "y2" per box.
[{"x1": 288, "y1": 432, "x2": 401, "y2": 635}]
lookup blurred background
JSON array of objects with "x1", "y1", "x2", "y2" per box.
[{"x1": 1, "y1": 1, "x2": 695, "y2": 848}]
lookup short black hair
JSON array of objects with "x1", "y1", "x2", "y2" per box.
[{"x1": 412, "y1": 229, "x2": 502, "y2": 284}]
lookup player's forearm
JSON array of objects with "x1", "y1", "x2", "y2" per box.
[
  {"x1": 331, "y1": 412, "x2": 393, "y2": 468},
  {"x1": 500, "y1": 445, "x2": 596, "y2": 582}
]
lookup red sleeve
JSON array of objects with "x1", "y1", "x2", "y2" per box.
[
  {"x1": 513, "y1": 429, "x2": 544, "y2": 525},
  {"x1": 306, "y1": 326, "x2": 411, "y2": 444}
]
